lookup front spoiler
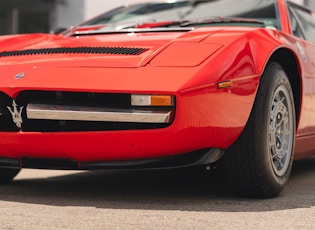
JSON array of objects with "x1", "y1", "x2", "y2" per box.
[{"x1": 0, "y1": 148, "x2": 224, "y2": 171}]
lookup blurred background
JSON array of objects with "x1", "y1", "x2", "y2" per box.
[{"x1": 0, "y1": 0, "x2": 314, "y2": 35}]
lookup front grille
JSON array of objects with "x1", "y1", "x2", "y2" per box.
[
  {"x1": 0, "y1": 47, "x2": 149, "y2": 57},
  {"x1": 0, "y1": 91, "x2": 173, "y2": 132}
]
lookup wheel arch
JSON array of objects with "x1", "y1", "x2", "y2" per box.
[{"x1": 265, "y1": 48, "x2": 301, "y2": 129}]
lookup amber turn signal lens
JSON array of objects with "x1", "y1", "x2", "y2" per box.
[
  {"x1": 217, "y1": 80, "x2": 233, "y2": 89},
  {"x1": 151, "y1": 95, "x2": 173, "y2": 106}
]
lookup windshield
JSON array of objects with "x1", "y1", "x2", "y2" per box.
[{"x1": 78, "y1": 0, "x2": 277, "y2": 30}]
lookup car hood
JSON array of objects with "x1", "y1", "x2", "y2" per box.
[{"x1": 0, "y1": 28, "x2": 225, "y2": 68}]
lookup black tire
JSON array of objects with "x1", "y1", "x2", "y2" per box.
[
  {"x1": 223, "y1": 62, "x2": 296, "y2": 198},
  {"x1": 0, "y1": 168, "x2": 20, "y2": 184}
]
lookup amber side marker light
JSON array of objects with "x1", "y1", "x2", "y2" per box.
[
  {"x1": 131, "y1": 95, "x2": 174, "y2": 106},
  {"x1": 217, "y1": 80, "x2": 233, "y2": 89}
]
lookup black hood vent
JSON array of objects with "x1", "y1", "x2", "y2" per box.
[{"x1": 0, "y1": 46, "x2": 149, "y2": 57}]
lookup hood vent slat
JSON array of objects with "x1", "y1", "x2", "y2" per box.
[{"x1": 0, "y1": 47, "x2": 149, "y2": 57}]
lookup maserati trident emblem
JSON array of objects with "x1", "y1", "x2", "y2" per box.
[{"x1": 7, "y1": 100, "x2": 24, "y2": 129}]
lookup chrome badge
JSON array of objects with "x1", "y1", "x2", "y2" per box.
[
  {"x1": 7, "y1": 100, "x2": 24, "y2": 128},
  {"x1": 14, "y1": 72, "x2": 26, "y2": 79}
]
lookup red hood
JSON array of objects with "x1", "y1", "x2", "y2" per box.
[{"x1": 0, "y1": 28, "x2": 222, "y2": 68}]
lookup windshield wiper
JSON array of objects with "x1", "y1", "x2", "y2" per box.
[{"x1": 179, "y1": 17, "x2": 266, "y2": 27}]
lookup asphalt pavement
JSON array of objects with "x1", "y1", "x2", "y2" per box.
[{"x1": 0, "y1": 158, "x2": 315, "y2": 229}]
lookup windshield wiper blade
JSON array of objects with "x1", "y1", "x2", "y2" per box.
[{"x1": 179, "y1": 17, "x2": 265, "y2": 27}]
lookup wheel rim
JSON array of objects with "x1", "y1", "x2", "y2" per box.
[{"x1": 269, "y1": 85, "x2": 294, "y2": 177}]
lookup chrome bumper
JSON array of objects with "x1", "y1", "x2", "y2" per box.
[{"x1": 26, "y1": 104, "x2": 172, "y2": 123}]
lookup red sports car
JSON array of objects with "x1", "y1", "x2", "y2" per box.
[{"x1": 0, "y1": 0, "x2": 314, "y2": 198}]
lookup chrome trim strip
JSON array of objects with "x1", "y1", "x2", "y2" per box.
[
  {"x1": 26, "y1": 104, "x2": 172, "y2": 123},
  {"x1": 72, "y1": 27, "x2": 195, "y2": 36}
]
